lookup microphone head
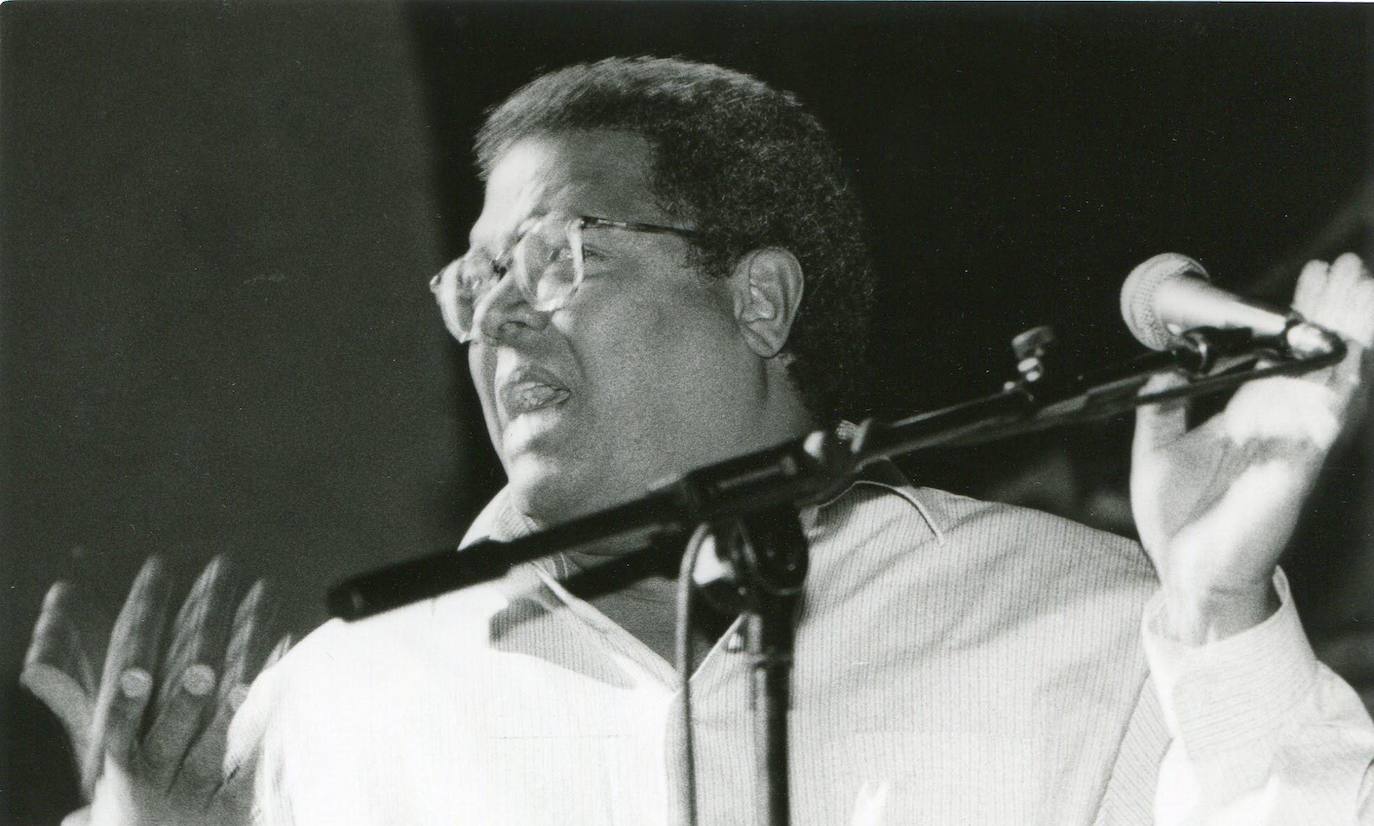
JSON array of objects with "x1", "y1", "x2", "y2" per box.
[{"x1": 1121, "y1": 253, "x2": 1210, "y2": 351}]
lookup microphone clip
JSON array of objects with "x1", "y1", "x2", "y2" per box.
[
  {"x1": 1164, "y1": 314, "x2": 1344, "y2": 370},
  {"x1": 1165, "y1": 326, "x2": 1263, "y2": 373}
]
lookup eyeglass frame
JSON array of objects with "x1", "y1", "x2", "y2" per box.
[{"x1": 432, "y1": 213, "x2": 702, "y2": 343}]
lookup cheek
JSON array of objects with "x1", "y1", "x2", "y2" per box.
[
  {"x1": 569, "y1": 287, "x2": 740, "y2": 406},
  {"x1": 600, "y1": 275, "x2": 733, "y2": 345},
  {"x1": 621, "y1": 300, "x2": 681, "y2": 355},
  {"x1": 575, "y1": 294, "x2": 689, "y2": 370}
]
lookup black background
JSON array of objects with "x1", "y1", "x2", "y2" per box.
[{"x1": 2, "y1": 3, "x2": 1370, "y2": 822}]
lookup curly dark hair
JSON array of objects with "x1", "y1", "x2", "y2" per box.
[{"x1": 475, "y1": 57, "x2": 874, "y2": 424}]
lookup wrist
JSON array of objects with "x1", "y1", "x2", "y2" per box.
[{"x1": 1160, "y1": 580, "x2": 1280, "y2": 645}]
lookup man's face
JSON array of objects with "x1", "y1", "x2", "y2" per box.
[{"x1": 463, "y1": 131, "x2": 764, "y2": 526}]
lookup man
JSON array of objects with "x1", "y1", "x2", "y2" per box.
[{"x1": 28, "y1": 56, "x2": 1374, "y2": 824}]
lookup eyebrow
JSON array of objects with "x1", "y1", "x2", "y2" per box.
[
  {"x1": 466, "y1": 207, "x2": 555, "y2": 253},
  {"x1": 463, "y1": 226, "x2": 506, "y2": 258}
]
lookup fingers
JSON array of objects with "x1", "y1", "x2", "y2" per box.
[
  {"x1": 85, "y1": 557, "x2": 171, "y2": 794},
  {"x1": 1133, "y1": 371, "x2": 1191, "y2": 462},
  {"x1": 141, "y1": 556, "x2": 239, "y2": 789},
  {"x1": 1210, "y1": 255, "x2": 1374, "y2": 454},
  {"x1": 219, "y1": 579, "x2": 280, "y2": 709},
  {"x1": 163, "y1": 578, "x2": 279, "y2": 803},
  {"x1": 27, "y1": 582, "x2": 97, "y2": 690},
  {"x1": 1288, "y1": 255, "x2": 1374, "y2": 435},
  {"x1": 173, "y1": 681, "x2": 252, "y2": 805},
  {"x1": 210, "y1": 734, "x2": 262, "y2": 818},
  {"x1": 173, "y1": 609, "x2": 287, "y2": 807},
  {"x1": 142, "y1": 663, "x2": 220, "y2": 789},
  {"x1": 221, "y1": 638, "x2": 290, "y2": 787},
  {"x1": 1292, "y1": 258, "x2": 1331, "y2": 320},
  {"x1": 101, "y1": 668, "x2": 155, "y2": 771},
  {"x1": 156, "y1": 556, "x2": 236, "y2": 708},
  {"x1": 265, "y1": 633, "x2": 294, "y2": 669},
  {"x1": 23, "y1": 582, "x2": 96, "y2": 755},
  {"x1": 1331, "y1": 253, "x2": 1374, "y2": 347},
  {"x1": 64, "y1": 554, "x2": 280, "y2": 808},
  {"x1": 1322, "y1": 255, "x2": 1374, "y2": 397},
  {"x1": 1294, "y1": 254, "x2": 1374, "y2": 349}
]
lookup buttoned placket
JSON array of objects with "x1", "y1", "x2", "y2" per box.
[{"x1": 531, "y1": 555, "x2": 754, "y2": 823}]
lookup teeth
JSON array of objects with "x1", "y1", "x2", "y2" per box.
[{"x1": 507, "y1": 383, "x2": 569, "y2": 414}]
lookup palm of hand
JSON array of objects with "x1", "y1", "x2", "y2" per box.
[
  {"x1": 1133, "y1": 397, "x2": 1319, "y2": 603},
  {"x1": 81, "y1": 751, "x2": 256, "y2": 826}
]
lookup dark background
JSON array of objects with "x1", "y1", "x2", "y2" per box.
[{"x1": 2, "y1": 3, "x2": 1370, "y2": 822}]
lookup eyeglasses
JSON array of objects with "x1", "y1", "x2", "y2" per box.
[{"x1": 430, "y1": 212, "x2": 700, "y2": 343}]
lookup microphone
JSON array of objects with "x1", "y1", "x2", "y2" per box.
[{"x1": 1121, "y1": 253, "x2": 1339, "y2": 359}]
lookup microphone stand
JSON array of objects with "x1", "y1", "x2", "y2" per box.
[
  {"x1": 687, "y1": 505, "x2": 808, "y2": 826},
  {"x1": 326, "y1": 322, "x2": 1345, "y2": 826},
  {"x1": 327, "y1": 323, "x2": 1343, "y2": 620}
]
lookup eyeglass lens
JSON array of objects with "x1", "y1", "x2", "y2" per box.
[{"x1": 452, "y1": 215, "x2": 586, "y2": 340}]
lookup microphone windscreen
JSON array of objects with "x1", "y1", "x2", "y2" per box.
[{"x1": 1120, "y1": 253, "x2": 1209, "y2": 351}]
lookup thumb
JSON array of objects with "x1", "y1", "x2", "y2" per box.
[
  {"x1": 1133, "y1": 371, "x2": 1191, "y2": 463},
  {"x1": 23, "y1": 582, "x2": 95, "y2": 759}
]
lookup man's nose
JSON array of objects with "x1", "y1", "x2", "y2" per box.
[{"x1": 472, "y1": 269, "x2": 549, "y2": 343}]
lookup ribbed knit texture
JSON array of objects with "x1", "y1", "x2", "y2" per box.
[{"x1": 228, "y1": 477, "x2": 1374, "y2": 825}]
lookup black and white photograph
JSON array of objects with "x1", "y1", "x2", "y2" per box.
[{"x1": 2, "y1": 3, "x2": 1373, "y2": 824}]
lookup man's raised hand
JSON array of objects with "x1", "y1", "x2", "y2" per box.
[
  {"x1": 1131, "y1": 253, "x2": 1374, "y2": 644},
  {"x1": 23, "y1": 556, "x2": 287, "y2": 826}
]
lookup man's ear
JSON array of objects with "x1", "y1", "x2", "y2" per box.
[{"x1": 730, "y1": 247, "x2": 804, "y2": 358}]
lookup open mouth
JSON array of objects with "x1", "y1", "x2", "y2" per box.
[
  {"x1": 498, "y1": 364, "x2": 571, "y2": 418},
  {"x1": 503, "y1": 382, "x2": 570, "y2": 415}
]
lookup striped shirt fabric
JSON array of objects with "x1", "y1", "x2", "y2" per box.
[{"x1": 232, "y1": 472, "x2": 1374, "y2": 825}]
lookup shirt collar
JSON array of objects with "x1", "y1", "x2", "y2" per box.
[
  {"x1": 816, "y1": 458, "x2": 947, "y2": 544},
  {"x1": 460, "y1": 486, "x2": 536, "y2": 547}
]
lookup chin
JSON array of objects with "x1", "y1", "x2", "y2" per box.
[{"x1": 504, "y1": 457, "x2": 587, "y2": 527}]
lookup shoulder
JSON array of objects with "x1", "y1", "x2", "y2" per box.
[
  {"x1": 231, "y1": 605, "x2": 436, "y2": 742},
  {"x1": 924, "y1": 489, "x2": 1159, "y2": 637},
  {"x1": 923, "y1": 487, "x2": 1151, "y2": 577},
  {"x1": 822, "y1": 480, "x2": 1153, "y2": 586},
  {"x1": 233, "y1": 570, "x2": 525, "y2": 732},
  {"x1": 815, "y1": 483, "x2": 1157, "y2": 636},
  {"x1": 229, "y1": 574, "x2": 534, "y2": 821},
  {"x1": 805, "y1": 484, "x2": 1156, "y2": 695},
  {"x1": 280, "y1": 569, "x2": 526, "y2": 679},
  {"x1": 228, "y1": 571, "x2": 535, "y2": 805}
]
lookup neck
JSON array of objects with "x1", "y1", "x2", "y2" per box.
[
  {"x1": 516, "y1": 362, "x2": 817, "y2": 531},
  {"x1": 760, "y1": 375, "x2": 817, "y2": 446},
  {"x1": 561, "y1": 550, "x2": 731, "y2": 666}
]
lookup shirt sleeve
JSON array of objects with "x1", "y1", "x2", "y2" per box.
[{"x1": 1142, "y1": 569, "x2": 1374, "y2": 824}]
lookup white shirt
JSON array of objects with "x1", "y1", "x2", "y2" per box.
[{"x1": 231, "y1": 475, "x2": 1374, "y2": 824}]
